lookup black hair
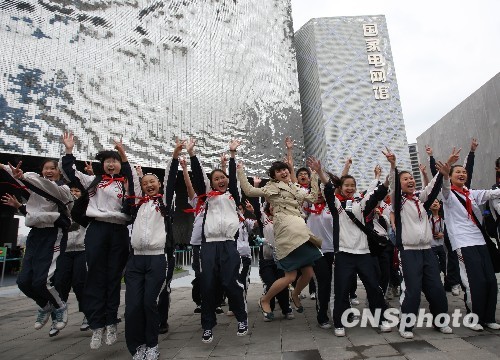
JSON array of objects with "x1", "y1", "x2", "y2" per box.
[
  {"x1": 40, "y1": 158, "x2": 59, "y2": 171},
  {"x1": 331, "y1": 174, "x2": 356, "y2": 188},
  {"x1": 264, "y1": 201, "x2": 272, "y2": 216},
  {"x1": 209, "y1": 169, "x2": 228, "y2": 188},
  {"x1": 95, "y1": 150, "x2": 122, "y2": 164},
  {"x1": 495, "y1": 157, "x2": 499, "y2": 168},
  {"x1": 398, "y1": 170, "x2": 412, "y2": 179},
  {"x1": 268, "y1": 161, "x2": 290, "y2": 179},
  {"x1": 449, "y1": 164, "x2": 466, "y2": 176},
  {"x1": 296, "y1": 167, "x2": 311, "y2": 178}
]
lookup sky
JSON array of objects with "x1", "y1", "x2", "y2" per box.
[{"x1": 290, "y1": 0, "x2": 500, "y2": 143}]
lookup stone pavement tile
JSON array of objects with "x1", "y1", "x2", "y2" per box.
[
  {"x1": 282, "y1": 349, "x2": 322, "y2": 360},
  {"x1": 157, "y1": 347, "x2": 181, "y2": 358},
  {"x1": 282, "y1": 337, "x2": 317, "y2": 352},
  {"x1": 174, "y1": 345, "x2": 215, "y2": 359},
  {"x1": 391, "y1": 340, "x2": 439, "y2": 355},
  {"x1": 353, "y1": 344, "x2": 400, "y2": 357},
  {"x1": 346, "y1": 329, "x2": 389, "y2": 346},
  {"x1": 244, "y1": 353, "x2": 282, "y2": 360},
  {"x1": 246, "y1": 340, "x2": 282, "y2": 355},
  {"x1": 442, "y1": 348, "x2": 500, "y2": 360},
  {"x1": 404, "y1": 352, "x2": 454, "y2": 360},
  {"x1": 364, "y1": 357, "x2": 406, "y2": 360},
  {"x1": 462, "y1": 334, "x2": 500, "y2": 355},
  {"x1": 210, "y1": 344, "x2": 248, "y2": 357},
  {"x1": 314, "y1": 336, "x2": 353, "y2": 348},
  {"x1": 318, "y1": 346, "x2": 361, "y2": 360},
  {"x1": 426, "y1": 337, "x2": 478, "y2": 351}
]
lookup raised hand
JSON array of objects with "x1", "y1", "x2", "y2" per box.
[
  {"x1": 418, "y1": 163, "x2": 427, "y2": 175},
  {"x1": 173, "y1": 137, "x2": 185, "y2": 159},
  {"x1": 435, "y1": 161, "x2": 451, "y2": 178},
  {"x1": 470, "y1": 138, "x2": 479, "y2": 152},
  {"x1": 382, "y1": 147, "x2": 396, "y2": 167},
  {"x1": 446, "y1": 147, "x2": 462, "y2": 165},
  {"x1": 237, "y1": 160, "x2": 244, "y2": 170},
  {"x1": 134, "y1": 165, "x2": 143, "y2": 178},
  {"x1": 220, "y1": 153, "x2": 228, "y2": 166},
  {"x1": 306, "y1": 156, "x2": 321, "y2": 173},
  {"x1": 1, "y1": 193, "x2": 21, "y2": 209},
  {"x1": 245, "y1": 199, "x2": 254, "y2": 213},
  {"x1": 8, "y1": 161, "x2": 23, "y2": 179},
  {"x1": 114, "y1": 137, "x2": 125, "y2": 154},
  {"x1": 186, "y1": 138, "x2": 196, "y2": 156},
  {"x1": 84, "y1": 161, "x2": 94, "y2": 175},
  {"x1": 345, "y1": 157, "x2": 352, "y2": 166},
  {"x1": 425, "y1": 145, "x2": 433, "y2": 157},
  {"x1": 285, "y1": 136, "x2": 294, "y2": 150},
  {"x1": 179, "y1": 156, "x2": 187, "y2": 170},
  {"x1": 62, "y1": 132, "x2": 75, "y2": 153},
  {"x1": 253, "y1": 176, "x2": 261, "y2": 188},
  {"x1": 229, "y1": 139, "x2": 241, "y2": 152},
  {"x1": 374, "y1": 164, "x2": 382, "y2": 179}
]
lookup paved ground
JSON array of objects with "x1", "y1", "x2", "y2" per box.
[{"x1": 0, "y1": 269, "x2": 499, "y2": 360}]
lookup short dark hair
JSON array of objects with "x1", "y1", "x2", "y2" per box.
[
  {"x1": 296, "y1": 167, "x2": 311, "y2": 178},
  {"x1": 95, "y1": 150, "x2": 122, "y2": 164},
  {"x1": 209, "y1": 169, "x2": 227, "y2": 182},
  {"x1": 449, "y1": 165, "x2": 465, "y2": 176},
  {"x1": 268, "y1": 161, "x2": 290, "y2": 179},
  {"x1": 40, "y1": 159, "x2": 58, "y2": 171}
]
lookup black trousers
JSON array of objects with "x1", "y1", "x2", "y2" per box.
[
  {"x1": 125, "y1": 255, "x2": 166, "y2": 355},
  {"x1": 158, "y1": 251, "x2": 175, "y2": 325},
  {"x1": 259, "y1": 259, "x2": 291, "y2": 314},
  {"x1": 432, "y1": 245, "x2": 447, "y2": 277},
  {"x1": 444, "y1": 230, "x2": 461, "y2": 289},
  {"x1": 83, "y1": 220, "x2": 129, "y2": 330},
  {"x1": 399, "y1": 248, "x2": 448, "y2": 331},
  {"x1": 200, "y1": 241, "x2": 247, "y2": 330},
  {"x1": 17, "y1": 227, "x2": 66, "y2": 309},
  {"x1": 55, "y1": 250, "x2": 86, "y2": 312},
  {"x1": 191, "y1": 245, "x2": 201, "y2": 306},
  {"x1": 376, "y1": 244, "x2": 394, "y2": 295},
  {"x1": 333, "y1": 252, "x2": 387, "y2": 329},
  {"x1": 457, "y1": 245, "x2": 498, "y2": 324},
  {"x1": 313, "y1": 252, "x2": 335, "y2": 324}
]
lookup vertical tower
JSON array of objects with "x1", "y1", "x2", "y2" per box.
[{"x1": 294, "y1": 16, "x2": 410, "y2": 188}]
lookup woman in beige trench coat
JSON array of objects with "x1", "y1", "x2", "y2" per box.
[{"x1": 237, "y1": 160, "x2": 323, "y2": 320}]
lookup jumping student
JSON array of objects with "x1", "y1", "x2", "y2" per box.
[
  {"x1": 188, "y1": 138, "x2": 248, "y2": 343},
  {"x1": 125, "y1": 139, "x2": 182, "y2": 360},
  {"x1": 51, "y1": 185, "x2": 89, "y2": 337},
  {"x1": 237, "y1": 157, "x2": 322, "y2": 320},
  {"x1": 429, "y1": 200, "x2": 446, "y2": 279},
  {"x1": 442, "y1": 161, "x2": 500, "y2": 331},
  {"x1": 308, "y1": 158, "x2": 392, "y2": 337},
  {"x1": 305, "y1": 177, "x2": 335, "y2": 329},
  {"x1": 61, "y1": 133, "x2": 134, "y2": 350},
  {"x1": 384, "y1": 147, "x2": 454, "y2": 339},
  {"x1": 1, "y1": 159, "x2": 72, "y2": 332}
]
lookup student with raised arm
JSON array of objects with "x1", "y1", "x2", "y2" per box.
[
  {"x1": 1, "y1": 160, "x2": 72, "y2": 332},
  {"x1": 308, "y1": 157, "x2": 391, "y2": 337},
  {"x1": 385, "y1": 147, "x2": 453, "y2": 339},
  {"x1": 237, "y1": 158, "x2": 322, "y2": 320},
  {"x1": 125, "y1": 139, "x2": 182, "y2": 360},
  {"x1": 188, "y1": 139, "x2": 248, "y2": 343},
  {"x1": 61, "y1": 133, "x2": 134, "y2": 350},
  {"x1": 442, "y1": 157, "x2": 500, "y2": 331}
]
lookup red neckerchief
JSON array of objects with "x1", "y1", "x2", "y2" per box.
[
  {"x1": 98, "y1": 175, "x2": 125, "y2": 188},
  {"x1": 304, "y1": 202, "x2": 326, "y2": 214},
  {"x1": 451, "y1": 185, "x2": 476, "y2": 224},
  {"x1": 127, "y1": 194, "x2": 162, "y2": 207},
  {"x1": 335, "y1": 193, "x2": 354, "y2": 202},
  {"x1": 183, "y1": 191, "x2": 223, "y2": 215},
  {"x1": 299, "y1": 184, "x2": 309, "y2": 189},
  {"x1": 430, "y1": 214, "x2": 442, "y2": 236},
  {"x1": 384, "y1": 197, "x2": 391, "y2": 205},
  {"x1": 0, "y1": 182, "x2": 28, "y2": 190},
  {"x1": 404, "y1": 193, "x2": 422, "y2": 220}
]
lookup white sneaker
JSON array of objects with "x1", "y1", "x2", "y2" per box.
[
  {"x1": 144, "y1": 345, "x2": 160, "y2": 360},
  {"x1": 379, "y1": 321, "x2": 392, "y2": 332},
  {"x1": 132, "y1": 344, "x2": 146, "y2": 360},
  {"x1": 451, "y1": 285, "x2": 460, "y2": 296},
  {"x1": 350, "y1": 298, "x2": 360, "y2": 306},
  {"x1": 90, "y1": 328, "x2": 104, "y2": 350},
  {"x1": 399, "y1": 330, "x2": 414, "y2": 339},
  {"x1": 105, "y1": 324, "x2": 117, "y2": 346},
  {"x1": 80, "y1": 316, "x2": 90, "y2": 331},
  {"x1": 48, "y1": 321, "x2": 60, "y2": 337},
  {"x1": 34, "y1": 305, "x2": 52, "y2": 330},
  {"x1": 318, "y1": 322, "x2": 332, "y2": 329},
  {"x1": 467, "y1": 323, "x2": 484, "y2": 331},
  {"x1": 310, "y1": 292, "x2": 316, "y2": 300},
  {"x1": 299, "y1": 293, "x2": 307, "y2": 299},
  {"x1": 284, "y1": 311, "x2": 295, "y2": 320},
  {"x1": 485, "y1": 323, "x2": 500, "y2": 330},
  {"x1": 439, "y1": 325, "x2": 453, "y2": 334},
  {"x1": 53, "y1": 302, "x2": 68, "y2": 330},
  {"x1": 334, "y1": 327, "x2": 345, "y2": 337}
]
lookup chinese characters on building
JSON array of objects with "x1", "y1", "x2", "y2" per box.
[{"x1": 363, "y1": 24, "x2": 389, "y2": 100}]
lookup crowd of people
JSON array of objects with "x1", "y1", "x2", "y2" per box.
[{"x1": 0, "y1": 134, "x2": 499, "y2": 360}]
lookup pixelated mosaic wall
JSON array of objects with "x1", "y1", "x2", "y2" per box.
[
  {"x1": 294, "y1": 16, "x2": 410, "y2": 189},
  {"x1": 0, "y1": 0, "x2": 304, "y2": 175}
]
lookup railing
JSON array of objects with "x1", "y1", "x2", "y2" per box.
[{"x1": 174, "y1": 246, "x2": 260, "y2": 268}]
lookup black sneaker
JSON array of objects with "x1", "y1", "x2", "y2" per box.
[
  {"x1": 159, "y1": 322, "x2": 169, "y2": 334},
  {"x1": 215, "y1": 307, "x2": 224, "y2": 314},
  {"x1": 194, "y1": 305, "x2": 202, "y2": 314},
  {"x1": 237, "y1": 320, "x2": 248, "y2": 336},
  {"x1": 202, "y1": 329, "x2": 213, "y2": 343}
]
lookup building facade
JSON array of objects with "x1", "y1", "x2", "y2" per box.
[
  {"x1": 417, "y1": 72, "x2": 500, "y2": 190},
  {"x1": 408, "y1": 143, "x2": 423, "y2": 190},
  {"x1": 294, "y1": 16, "x2": 410, "y2": 189},
  {"x1": 0, "y1": 0, "x2": 304, "y2": 175}
]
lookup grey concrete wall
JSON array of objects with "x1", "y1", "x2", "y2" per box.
[{"x1": 416, "y1": 73, "x2": 500, "y2": 190}]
